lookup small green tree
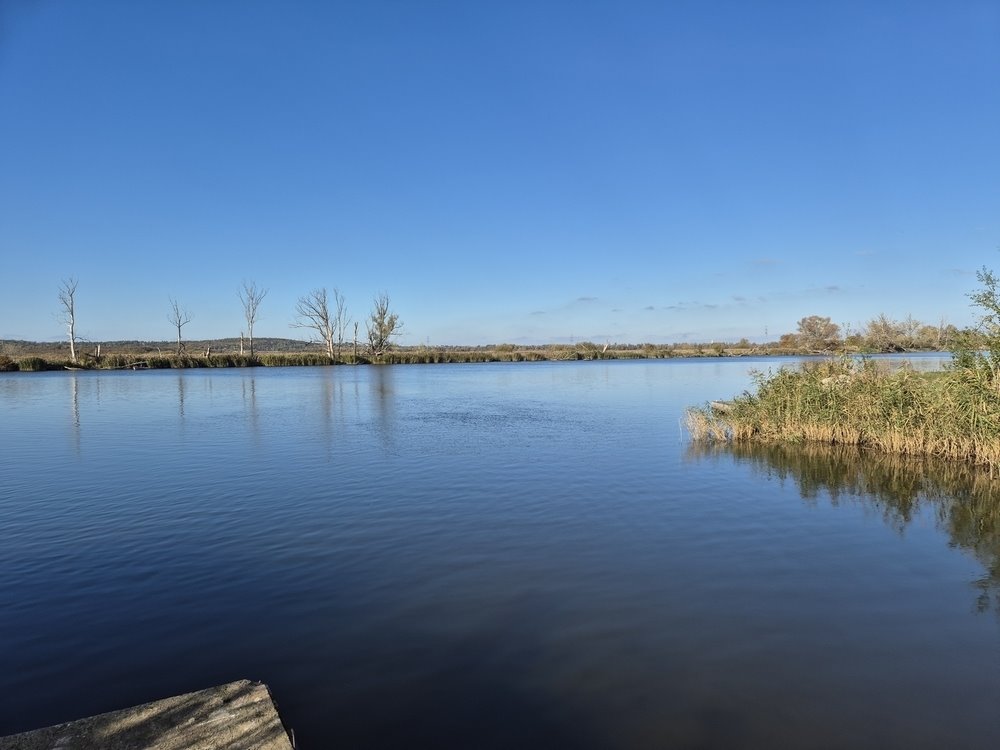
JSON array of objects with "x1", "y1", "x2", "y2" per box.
[
  {"x1": 954, "y1": 267, "x2": 1000, "y2": 381},
  {"x1": 796, "y1": 315, "x2": 840, "y2": 350},
  {"x1": 865, "y1": 314, "x2": 904, "y2": 352},
  {"x1": 367, "y1": 293, "x2": 402, "y2": 357}
]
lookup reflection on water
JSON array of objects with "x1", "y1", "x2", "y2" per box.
[
  {"x1": 4, "y1": 360, "x2": 1000, "y2": 748},
  {"x1": 176, "y1": 373, "x2": 186, "y2": 420},
  {"x1": 66, "y1": 374, "x2": 102, "y2": 456},
  {"x1": 69, "y1": 374, "x2": 81, "y2": 455},
  {"x1": 241, "y1": 373, "x2": 258, "y2": 434},
  {"x1": 689, "y1": 440, "x2": 1000, "y2": 613},
  {"x1": 370, "y1": 364, "x2": 395, "y2": 451}
]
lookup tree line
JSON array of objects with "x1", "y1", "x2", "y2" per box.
[
  {"x1": 56, "y1": 278, "x2": 402, "y2": 364},
  {"x1": 51, "y1": 277, "x2": 992, "y2": 363},
  {"x1": 778, "y1": 314, "x2": 961, "y2": 353}
]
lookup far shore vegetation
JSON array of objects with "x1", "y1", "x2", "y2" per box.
[
  {"x1": 688, "y1": 268, "x2": 1000, "y2": 472},
  {"x1": 0, "y1": 276, "x2": 984, "y2": 372},
  {"x1": 0, "y1": 326, "x2": 966, "y2": 373}
]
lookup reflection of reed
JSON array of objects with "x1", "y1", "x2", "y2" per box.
[{"x1": 688, "y1": 441, "x2": 1000, "y2": 613}]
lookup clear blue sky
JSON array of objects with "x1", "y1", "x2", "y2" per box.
[{"x1": 1, "y1": 0, "x2": 997, "y2": 345}]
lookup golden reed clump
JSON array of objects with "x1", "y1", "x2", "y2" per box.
[{"x1": 687, "y1": 358, "x2": 1000, "y2": 473}]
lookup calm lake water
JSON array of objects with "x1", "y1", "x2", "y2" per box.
[{"x1": 2, "y1": 358, "x2": 999, "y2": 748}]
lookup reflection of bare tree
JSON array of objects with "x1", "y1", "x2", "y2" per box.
[
  {"x1": 69, "y1": 373, "x2": 81, "y2": 455},
  {"x1": 319, "y1": 373, "x2": 337, "y2": 459},
  {"x1": 242, "y1": 373, "x2": 259, "y2": 438},
  {"x1": 372, "y1": 364, "x2": 393, "y2": 400},
  {"x1": 176, "y1": 373, "x2": 186, "y2": 421},
  {"x1": 688, "y1": 441, "x2": 1000, "y2": 614},
  {"x1": 371, "y1": 365, "x2": 395, "y2": 451}
]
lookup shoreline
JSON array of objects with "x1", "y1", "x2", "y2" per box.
[{"x1": 0, "y1": 346, "x2": 952, "y2": 373}]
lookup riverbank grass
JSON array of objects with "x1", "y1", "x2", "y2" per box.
[{"x1": 687, "y1": 358, "x2": 1000, "y2": 471}]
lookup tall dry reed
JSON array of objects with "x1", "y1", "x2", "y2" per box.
[{"x1": 687, "y1": 358, "x2": 1000, "y2": 471}]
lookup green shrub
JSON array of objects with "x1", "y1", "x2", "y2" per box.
[{"x1": 17, "y1": 357, "x2": 50, "y2": 371}]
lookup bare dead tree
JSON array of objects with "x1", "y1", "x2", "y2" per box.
[
  {"x1": 292, "y1": 288, "x2": 336, "y2": 359},
  {"x1": 332, "y1": 288, "x2": 349, "y2": 359},
  {"x1": 366, "y1": 292, "x2": 402, "y2": 357},
  {"x1": 238, "y1": 280, "x2": 268, "y2": 357},
  {"x1": 58, "y1": 277, "x2": 79, "y2": 363},
  {"x1": 167, "y1": 297, "x2": 193, "y2": 354}
]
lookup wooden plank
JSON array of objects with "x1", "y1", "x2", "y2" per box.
[{"x1": 0, "y1": 680, "x2": 294, "y2": 750}]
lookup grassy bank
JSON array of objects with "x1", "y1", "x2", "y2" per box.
[
  {"x1": 0, "y1": 341, "x2": 817, "y2": 372},
  {"x1": 687, "y1": 357, "x2": 1000, "y2": 471}
]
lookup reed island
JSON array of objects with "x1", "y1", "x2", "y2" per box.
[{"x1": 688, "y1": 268, "x2": 1000, "y2": 471}]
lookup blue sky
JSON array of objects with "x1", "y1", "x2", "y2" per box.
[{"x1": 1, "y1": 1, "x2": 997, "y2": 345}]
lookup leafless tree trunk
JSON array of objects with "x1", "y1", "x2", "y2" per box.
[
  {"x1": 293, "y1": 288, "x2": 336, "y2": 359},
  {"x1": 367, "y1": 292, "x2": 402, "y2": 357},
  {"x1": 332, "y1": 288, "x2": 349, "y2": 359},
  {"x1": 238, "y1": 280, "x2": 267, "y2": 357},
  {"x1": 168, "y1": 297, "x2": 193, "y2": 354},
  {"x1": 58, "y1": 277, "x2": 78, "y2": 363}
]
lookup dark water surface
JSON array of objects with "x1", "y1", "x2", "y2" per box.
[{"x1": 2, "y1": 359, "x2": 999, "y2": 748}]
